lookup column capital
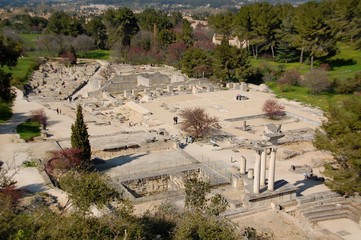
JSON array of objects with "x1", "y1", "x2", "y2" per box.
[{"x1": 270, "y1": 147, "x2": 278, "y2": 152}]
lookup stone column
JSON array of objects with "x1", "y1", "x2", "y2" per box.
[
  {"x1": 260, "y1": 149, "x2": 267, "y2": 187},
  {"x1": 167, "y1": 85, "x2": 173, "y2": 93},
  {"x1": 253, "y1": 150, "x2": 261, "y2": 194},
  {"x1": 268, "y1": 148, "x2": 277, "y2": 191},
  {"x1": 240, "y1": 156, "x2": 246, "y2": 175},
  {"x1": 247, "y1": 168, "x2": 254, "y2": 179}
]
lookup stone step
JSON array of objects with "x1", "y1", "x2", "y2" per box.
[
  {"x1": 307, "y1": 212, "x2": 357, "y2": 224},
  {"x1": 297, "y1": 197, "x2": 348, "y2": 211},
  {"x1": 296, "y1": 191, "x2": 341, "y2": 205},
  {"x1": 302, "y1": 205, "x2": 361, "y2": 223},
  {"x1": 302, "y1": 203, "x2": 359, "y2": 216}
]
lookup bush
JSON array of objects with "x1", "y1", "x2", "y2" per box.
[
  {"x1": 277, "y1": 69, "x2": 301, "y2": 91},
  {"x1": 301, "y1": 69, "x2": 331, "y2": 94},
  {"x1": 320, "y1": 63, "x2": 332, "y2": 71},
  {"x1": 334, "y1": 72, "x2": 361, "y2": 94},
  {"x1": 262, "y1": 99, "x2": 285, "y2": 120}
]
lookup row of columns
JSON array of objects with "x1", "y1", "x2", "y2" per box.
[{"x1": 241, "y1": 147, "x2": 277, "y2": 194}]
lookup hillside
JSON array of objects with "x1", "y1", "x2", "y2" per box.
[{"x1": 0, "y1": 0, "x2": 314, "y2": 8}]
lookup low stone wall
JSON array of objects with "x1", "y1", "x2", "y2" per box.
[{"x1": 93, "y1": 139, "x2": 176, "y2": 158}]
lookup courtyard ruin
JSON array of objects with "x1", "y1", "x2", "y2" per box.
[{"x1": 2, "y1": 59, "x2": 360, "y2": 239}]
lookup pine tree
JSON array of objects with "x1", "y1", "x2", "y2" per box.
[
  {"x1": 314, "y1": 97, "x2": 361, "y2": 194},
  {"x1": 71, "y1": 105, "x2": 91, "y2": 163}
]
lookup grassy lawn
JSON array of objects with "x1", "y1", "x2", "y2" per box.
[
  {"x1": 16, "y1": 119, "x2": 41, "y2": 141},
  {"x1": 0, "y1": 102, "x2": 13, "y2": 123},
  {"x1": 249, "y1": 58, "x2": 311, "y2": 74},
  {"x1": 268, "y1": 82, "x2": 353, "y2": 111},
  {"x1": 252, "y1": 42, "x2": 361, "y2": 110},
  {"x1": 77, "y1": 49, "x2": 110, "y2": 60},
  {"x1": 327, "y1": 42, "x2": 361, "y2": 80},
  {"x1": 4, "y1": 57, "x2": 40, "y2": 87},
  {"x1": 20, "y1": 33, "x2": 40, "y2": 50}
]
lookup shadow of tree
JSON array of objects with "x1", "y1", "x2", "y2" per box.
[
  {"x1": 0, "y1": 112, "x2": 29, "y2": 134},
  {"x1": 20, "y1": 183, "x2": 48, "y2": 193},
  {"x1": 327, "y1": 58, "x2": 356, "y2": 68}
]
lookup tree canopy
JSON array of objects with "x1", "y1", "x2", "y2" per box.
[
  {"x1": 314, "y1": 97, "x2": 361, "y2": 194},
  {"x1": 60, "y1": 171, "x2": 121, "y2": 213},
  {"x1": 71, "y1": 105, "x2": 91, "y2": 163},
  {"x1": 180, "y1": 107, "x2": 221, "y2": 138},
  {"x1": 103, "y1": 7, "x2": 139, "y2": 47}
]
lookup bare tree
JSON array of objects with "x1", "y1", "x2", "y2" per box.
[
  {"x1": 180, "y1": 107, "x2": 221, "y2": 138},
  {"x1": 301, "y1": 69, "x2": 331, "y2": 94},
  {"x1": 72, "y1": 35, "x2": 96, "y2": 52},
  {"x1": 30, "y1": 108, "x2": 47, "y2": 129},
  {"x1": 277, "y1": 69, "x2": 301, "y2": 91},
  {"x1": 262, "y1": 99, "x2": 285, "y2": 120}
]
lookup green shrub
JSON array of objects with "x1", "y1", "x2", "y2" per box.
[{"x1": 22, "y1": 160, "x2": 38, "y2": 167}]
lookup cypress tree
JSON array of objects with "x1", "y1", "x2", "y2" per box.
[{"x1": 71, "y1": 105, "x2": 91, "y2": 163}]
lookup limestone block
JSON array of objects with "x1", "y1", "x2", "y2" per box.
[
  {"x1": 177, "y1": 85, "x2": 185, "y2": 91},
  {"x1": 258, "y1": 83, "x2": 270, "y2": 92},
  {"x1": 124, "y1": 90, "x2": 131, "y2": 98},
  {"x1": 171, "y1": 74, "x2": 186, "y2": 83},
  {"x1": 192, "y1": 86, "x2": 198, "y2": 94},
  {"x1": 233, "y1": 83, "x2": 240, "y2": 90},
  {"x1": 226, "y1": 83, "x2": 233, "y2": 89},
  {"x1": 241, "y1": 82, "x2": 249, "y2": 92},
  {"x1": 207, "y1": 86, "x2": 214, "y2": 92},
  {"x1": 132, "y1": 89, "x2": 139, "y2": 96},
  {"x1": 167, "y1": 85, "x2": 173, "y2": 93}
]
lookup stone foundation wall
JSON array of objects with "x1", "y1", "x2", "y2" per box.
[
  {"x1": 123, "y1": 175, "x2": 169, "y2": 197},
  {"x1": 93, "y1": 139, "x2": 176, "y2": 158}
]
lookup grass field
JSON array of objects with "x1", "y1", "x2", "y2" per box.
[
  {"x1": 16, "y1": 120, "x2": 41, "y2": 141},
  {"x1": 327, "y1": 43, "x2": 361, "y2": 80},
  {"x1": 4, "y1": 57, "x2": 39, "y2": 87},
  {"x1": 251, "y1": 42, "x2": 361, "y2": 110},
  {"x1": 267, "y1": 82, "x2": 351, "y2": 111},
  {"x1": 77, "y1": 49, "x2": 110, "y2": 60}
]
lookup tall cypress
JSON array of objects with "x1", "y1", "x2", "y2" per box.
[{"x1": 71, "y1": 105, "x2": 91, "y2": 163}]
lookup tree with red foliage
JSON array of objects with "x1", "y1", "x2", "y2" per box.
[
  {"x1": 45, "y1": 148, "x2": 84, "y2": 180},
  {"x1": 262, "y1": 99, "x2": 285, "y2": 120},
  {"x1": 180, "y1": 107, "x2": 221, "y2": 138},
  {"x1": 166, "y1": 41, "x2": 187, "y2": 67},
  {"x1": 30, "y1": 108, "x2": 47, "y2": 129},
  {"x1": 60, "y1": 46, "x2": 77, "y2": 66},
  {"x1": 0, "y1": 162, "x2": 23, "y2": 208}
]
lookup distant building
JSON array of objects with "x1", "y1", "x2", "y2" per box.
[
  {"x1": 212, "y1": 34, "x2": 249, "y2": 49},
  {"x1": 183, "y1": 15, "x2": 208, "y2": 30}
]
